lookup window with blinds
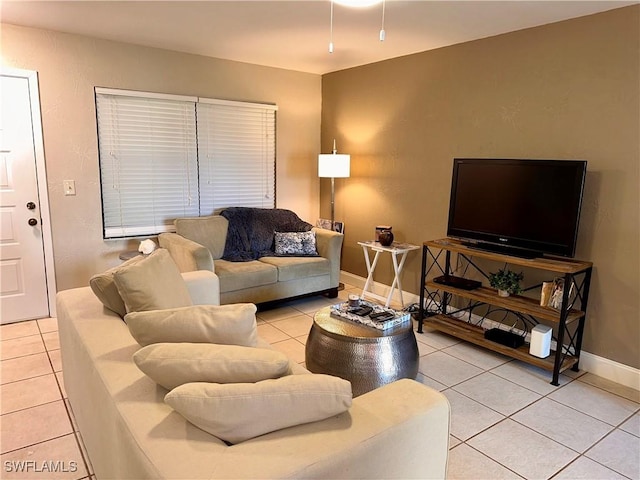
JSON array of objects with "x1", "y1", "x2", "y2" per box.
[{"x1": 95, "y1": 88, "x2": 277, "y2": 239}]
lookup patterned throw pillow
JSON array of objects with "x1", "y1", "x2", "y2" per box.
[{"x1": 274, "y1": 231, "x2": 317, "y2": 256}]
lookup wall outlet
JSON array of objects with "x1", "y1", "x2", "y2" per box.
[{"x1": 64, "y1": 180, "x2": 76, "y2": 196}]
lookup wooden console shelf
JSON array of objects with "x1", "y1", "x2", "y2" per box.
[
  {"x1": 427, "y1": 314, "x2": 578, "y2": 373},
  {"x1": 418, "y1": 238, "x2": 593, "y2": 385}
]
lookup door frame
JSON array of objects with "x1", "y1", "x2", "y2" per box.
[{"x1": 2, "y1": 67, "x2": 57, "y2": 318}]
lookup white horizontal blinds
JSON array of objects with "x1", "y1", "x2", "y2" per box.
[
  {"x1": 197, "y1": 99, "x2": 277, "y2": 214},
  {"x1": 96, "y1": 89, "x2": 199, "y2": 238}
]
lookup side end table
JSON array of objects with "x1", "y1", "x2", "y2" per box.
[{"x1": 357, "y1": 241, "x2": 419, "y2": 307}]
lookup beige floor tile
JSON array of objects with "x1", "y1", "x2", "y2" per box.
[
  {"x1": 289, "y1": 296, "x2": 337, "y2": 314},
  {"x1": 417, "y1": 340, "x2": 437, "y2": 357},
  {"x1": 257, "y1": 323, "x2": 290, "y2": 344},
  {"x1": 0, "y1": 320, "x2": 39, "y2": 341},
  {"x1": 295, "y1": 334, "x2": 308, "y2": 346},
  {"x1": 56, "y1": 371, "x2": 67, "y2": 398},
  {"x1": 270, "y1": 315, "x2": 313, "y2": 338},
  {"x1": 453, "y1": 372, "x2": 541, "y2": 416},
  {"x1": 512, "y1": 397, "x2": 613, "y2": 453},
  {"x1": 1, "y1": 400, "x2": 73, "y2": 453},
  {"x1": 552, "y1": 456, "x2": 628, "y2": 479},
  {"x1": 468, "y1": 419, "x2": 578, "y2": 479},
  {"x1": 270, "y1": 338, "x2": 306, "y2": 364},
  {"x1": 75, "y1": 430, "x2": 94, "y2": 476},
  {"x1": 48, "y1": 349, "x2": 63, "y2": 372},
  {"x1": 416, "y1": 330, "x2": 461, "y2": 350},
  {"x1": 578, "y1": 372, "x2": 640, "y2": 404},
  {"x1": 548, "y1": 381, "x2": 639, "y2": 426},
  {"x1": 42, "y1": 331, "x2": 60, "y2": 351},
  {"x1": 490, "y1": 360, "x2": 571, "y2": 395},
  {"x1": 443, "y1": 389, "x2": 505, "y2": 441},
  {"x1": 0, "y1": 335, "x2": 46, "y2": 361},
  {"x1": 0, "y1": 374, "x2": 62, "y2": 414},
  {"x1": 447, "y1": 443, "x2": 523, "y2": 479},
  {"x1": 1, "y1": 352, "x2": 52, "y2": 384},
  {"x1": 0, "y1": 433, "x2": 87, "y2": 480},
  {"x1": 585, "y1": 429, "x2": 640, "y2": 479},
  {"x1": 37, "y1": 317, "x2": 59, "y2": 334},
  {"x1": 449, "y1": 435, "x2": 462, "y2": 449},
  {"x1": 256, "y1": 306, "x2": 301, "y2": 322},
  {"x1": 418, "y1": 351, "x2": 483, "y2": 387},
  {"x1": 64, "y1": 399, "x2": 79, "y2": 432},
  {"x1": 415, "y1": 373, "x2": 447, "y2": 391},
  {"x1": 619, "y1": 412, "x2": 639, "y2": 437},
  {"x1": 453, "y1": 372, "x2": 540, "y2": 416},
  {"x1": 442, "y1": 342, "x2": 511, "y2": 370}
]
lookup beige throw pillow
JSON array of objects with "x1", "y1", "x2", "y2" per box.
[
  {"x1": 165, "y1": 374, "x2": 353, "y2": 444},
  {"x1": 89, "y1": 253, "x2": 148, "y2": 317},
  {"x1": 133, "y1": 343, "x2": 291, "y2": 390},
  {"x1": 113, "y1": 249, "x2": 192, "y2": 314},
  {"x1": 125, "y1": 304, "x2": 258, "y2": 347}
]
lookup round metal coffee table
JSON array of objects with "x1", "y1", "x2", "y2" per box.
[{"x1": 305, "y1": 306, "x2": 419, "y2": 396}]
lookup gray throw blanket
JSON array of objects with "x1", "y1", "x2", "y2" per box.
[{"x1": 221, "y1": 207, "x2": 312, "y2": 261}]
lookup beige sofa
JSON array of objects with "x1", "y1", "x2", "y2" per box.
[
  {"x1": 58, "y1": 271, "x2": 451, "y2": 480},
  {"x1": 159, "y1": 214, "x2": 344, "y2": 305}
]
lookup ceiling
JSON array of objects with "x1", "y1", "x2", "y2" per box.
[{"x1": 1, "y1": 0, "x2": 636, "y2": 75}]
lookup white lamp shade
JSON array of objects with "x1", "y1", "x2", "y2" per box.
[{"x1": 318, "y1": 153, "x2": 350, "y2": 178}]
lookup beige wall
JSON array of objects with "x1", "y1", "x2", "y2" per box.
[
  {"x1": 1, "y1": 24, "x2": 322, "y2": 291},
  {"x1": 321, "y1": 6, "x2": 639, "y2": 368}
]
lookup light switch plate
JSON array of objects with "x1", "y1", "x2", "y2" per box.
[{"x1": 64, "y1": 180, "x2": 76, "y2": 196}]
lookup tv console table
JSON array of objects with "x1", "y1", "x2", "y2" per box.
[{"x1": 418, "y1": 238, "x2": 593, "y2": 385}]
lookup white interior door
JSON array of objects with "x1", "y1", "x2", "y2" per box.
[{"x1": 0, "y1": 73, "x2": 52, "y2": 323}]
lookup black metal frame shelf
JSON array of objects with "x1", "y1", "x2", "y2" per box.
[{"x1": 418, "y1": 238, "x2": 593, "y2": 385}]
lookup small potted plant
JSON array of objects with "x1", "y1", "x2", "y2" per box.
[{"x1": 489, "y1": 269, "x2": 524, "y2": 297}]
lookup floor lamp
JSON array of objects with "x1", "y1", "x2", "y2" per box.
[{"x1": 318, "y1": 140, "x2": 350, "y2": 231}]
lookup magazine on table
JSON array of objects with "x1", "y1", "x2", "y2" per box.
[{"x1": 330, "y1": 300, "x2": 410, "y2": 330}]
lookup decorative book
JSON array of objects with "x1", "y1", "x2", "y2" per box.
[{"x1": 330, "y1": 301, "x2": 410, "y2": 330}]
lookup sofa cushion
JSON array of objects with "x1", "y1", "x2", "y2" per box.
[
  {"x1": 214, "y1": 259, "x2": 277, "y2": 293},
  {"x1": 133, "y1": 343, "x2": 291, "y2": 390},
  {"x1": 89, "y1": 253, "x2": 148, "y2": 317},
  {"x1": 259, "y1": 256, "x2": 331, "y2": 283},
  {"x1": 274, "y1": 231, "x2": 318, "y2": 256},
  {"x1": 175, "y1": 215, "x2": 228, "y2": 260},
  {"x1": 125, "y1": 304, "x2": 258, "y2": 347},
  {"x1": 113, "y1": 249, "x2": 192, "y2": 314},
  {"x1": 164, "y1": 374, "x2": 353, "y2": 444}
]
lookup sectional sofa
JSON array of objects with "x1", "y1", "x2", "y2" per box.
[{"x1": 60, "y1": 263, "x2": 451, "y2": 479}]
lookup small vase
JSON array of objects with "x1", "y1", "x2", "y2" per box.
[
  {"x1": 378, "y1": 229, "x2": 394, "y2": 247},
  {"x1": 498, "y1": 289, "x2": 510, "y2": 297}
]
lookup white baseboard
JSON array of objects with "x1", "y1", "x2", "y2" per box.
[{"x1": 339, "y1": 270, "x2": 640, "y2": 392}]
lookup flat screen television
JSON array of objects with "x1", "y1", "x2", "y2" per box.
[{"x1": 447, "y1": 158, "x2": 587, "y2": 258}]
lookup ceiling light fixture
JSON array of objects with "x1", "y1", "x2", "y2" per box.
[
  {"x1": 328, "y1": 0, "x2": 387, "y2": 54},
  {"x1": 334, "y1": 0, "x2": 382, "y2": 6}
]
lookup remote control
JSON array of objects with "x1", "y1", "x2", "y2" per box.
[
  {"x1": 349, "y1": 306, "x2": 373, "y2": 316},
  {"x1": 369, "y1": 311, "x2": 395, "y2": 322}
]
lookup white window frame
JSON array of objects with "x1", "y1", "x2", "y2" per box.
[{"x1": 95, "y1": 88, "x2": 277, "y2": 239}]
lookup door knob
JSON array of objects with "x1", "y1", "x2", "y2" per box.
[
  {"x1": 26, "y1": 202, "x2": 36, "y2": 210},
  {"x1": 28, "y1": 218, "x2": 38, "y2": 226}
]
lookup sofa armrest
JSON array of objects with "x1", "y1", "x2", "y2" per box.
[
  {"x1": 212, "y1": 379, "x2": 450, "y2": 479},
  {"x1": 159, "y1": 233, "x2": 214, "y2": 273},
  {"x1": 181, "y1": 271, "x2": 220, "y2": 306},
  {"x1": 313, "y1": 227, "x2": 344, "y2": 288}
]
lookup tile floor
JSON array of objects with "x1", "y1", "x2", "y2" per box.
[{"x1": 1, "y1": 283, "x2": 639, "y2": 480}]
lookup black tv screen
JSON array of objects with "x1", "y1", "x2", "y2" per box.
[{"x1": 447, "y1": 158, "x2": 587, "y2": 258}]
